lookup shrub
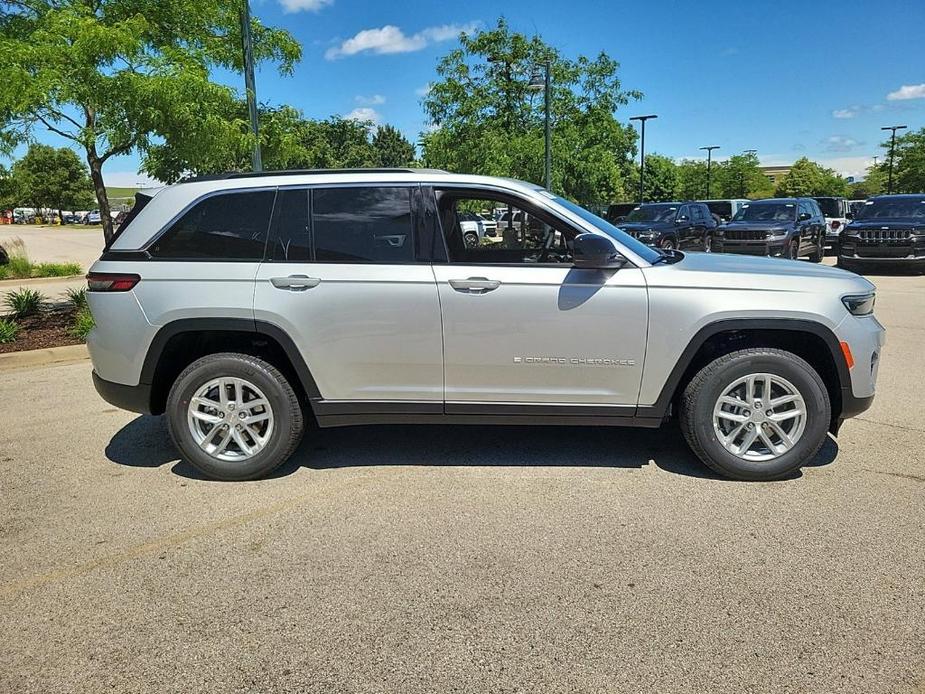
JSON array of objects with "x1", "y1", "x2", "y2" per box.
[
  {"x1": 3, "y1": 287, "x2": 46, "y2": 318},
  {"x1": 0, "y1": 238, "x2": 31, "y2": 279},
  {"x1": 65, "y1": 287, "x2": 89, "y2": 310},
  {"x1": 0, "y1": 318, "x2": 17, "y2": 343},
  {"x1": 70, "y1": 307, "x2": 95, "y2": 340},
  {"x1": 33, "y1": 261, "x2": 83, "y2": 277}
]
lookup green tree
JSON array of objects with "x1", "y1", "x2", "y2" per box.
[
  {"x1": 0, "y1": 0, "x2": 300, "y2": 242},
  {"x1": 775, "y1": 157, "x2": 848, "y2": 197},
  {"x1": 0, "y1": 164, "x2": 13, "y2": 210},
  {"x1": 10, "y1": 144, "x2": 94, "y2": 216},
  {"x1": 676, "y1": 159, "x2": 709, "y2": 200},
  {"x1": 715, "y1": 152, "x2": 768, "y2": 199},
  {"x1": 627, "y1": 154, "x2": 678, "y2": 202},
  {"x1": 372, "y1": 125, "x2": 416, "y2": 168},
  {"x1": 879, "y1": 127, "x2": 925, "y2": 193},
  {"x1": 420, "y1": 18, "x2": 640, "y2": 206}
]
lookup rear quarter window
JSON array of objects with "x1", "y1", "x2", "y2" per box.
[{"x1": 150, "y1": 190, "x2": 275, "y2": 260}]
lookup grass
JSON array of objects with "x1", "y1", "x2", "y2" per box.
[
  {"x1": 3, "y1": 287, "x2": 46, "y2": 318},
  {"x1": 0, "y1": 237, "x2": 83, "y2": 279},
  {"x1": 70, "y1": 307, "x2": 95, "y2": 339},
  {"x1": 0, "y1": 318, "x2": 17, "y2": 343}
]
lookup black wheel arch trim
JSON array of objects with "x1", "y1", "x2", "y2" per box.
[
  {"x1": 637, "y1": 318, "x2": 852, "y2": 421},
  {"x1": 139, "y1": 317, "x2": 322, "y2": 402}
]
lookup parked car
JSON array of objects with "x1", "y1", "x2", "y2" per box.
[
  {"x1": 714, "y1": 198, "x2": 825, "y2": 261},
  {"x1": 605, "y1": 202, "x2": 638, "y2": 223},
  {"x1": 458, "y1": 212, "x2": 493, "y2": 247},
  {"x1": 837, "y1": 194, "x2": 925, "y2": 273},
  {"x1": 813, "y1": 196, "x2": 852, "y2": 252},
  {"x1": 617, "y1": 202, "x2": 718, "y2": 251},
  {"x1": 85, "y1": 210, "x2": 102, "y2": 225},
  {"x1": 701, "y1": 199, "x2": 750, "y2": 224},
  {"x1": 87, "y1": 169, "x2": 883, "y2": 483}
]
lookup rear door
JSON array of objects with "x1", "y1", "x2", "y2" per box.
[{"x1": 254, "y1": 185, "x2": 443, "y2": 406}]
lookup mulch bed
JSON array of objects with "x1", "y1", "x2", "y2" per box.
[{"x1": 0, "y1": 306, "x2": 84, "y2": 354}]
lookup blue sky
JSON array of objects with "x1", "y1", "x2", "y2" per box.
[{"x1": 21, "y1": 0, "x2": 925, "y2": 186}]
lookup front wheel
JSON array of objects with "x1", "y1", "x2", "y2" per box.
[
  {"x1": 660, "y1": 237, "x2": 678, "y2": 251},
  {"x1": 808, "y1": 239, "x2": 824, "y2": 263},
  {"x1": 166, "y1": 353, "x2": 305, "y2": 481},
  {"x1": 786, "y1": 238, "x2": 800, "y2": 260},
  {"x1": 463, "y1": 231, "x2": 479, "y2": 248},
  {"x1": 702, "y1": 234, "x2": 713, "y2": 253},
  {"x1": 679, "y1": 348, "x2": 830, "y2": 481}
]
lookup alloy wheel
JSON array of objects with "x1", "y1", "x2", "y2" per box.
[
  {"x1": 712, "y1": 373, "x2": 807, "y2": 462},
  {"x1": 187, "y1": 377, "x2": 274, "y2": 462}
]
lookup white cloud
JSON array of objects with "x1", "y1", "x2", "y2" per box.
[
  {"x1": 832, "y1": 106, "x2": 860, "y2": 119},
  {"x1": 278, "y1": 0, "x2": 332, "y2": 14},
  {"x1": 344, "y1": 107, "x2": 380, "y2": 124},
  {"x1": 816, "y1": 156, "x2": 878, "y2": 179},
  {"x1": 355, "y1": 94, "x2": 385, "y2": 105},
  {"x1": 887, "y1": 83, "x2": 925, "y2": 101},
  {"x1": 822, "y1": 135, "x2": 862, "y2": 153},
  {"x1": 325, "y1": 21, "x2": 479, "y2": 60},
  {"x1": 415, "y1": 84, "x2": 432, "y2": 97}
]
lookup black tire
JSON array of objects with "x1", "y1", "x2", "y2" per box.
[
  {"x1": 786, "y1": 238, "x2": 800, "y2": 260},
  {"x1": 660, "y1": 237, "x2": 678, "y2": 251},
  {"x1": 702, "y1": 233, "x2": 713, "y2": 253},
  {"x1": 463, "y1": 231, "x2": 479, "y2": 248},
  {"x1": 679, "y1": 348, "x2": 830, "y2": 481},
  {"x1": 166, "y1": 352, "x2": 304, "y2": 481},
  {"x1": 808, "y1": 239, "x2": 824, "y2": 263}
]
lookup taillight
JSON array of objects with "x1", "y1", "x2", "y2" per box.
[
  {"x1": 86, "y1": 272, "x2": 140, "y2": 292},
  {"x1": 831, "y1": 220, "x2": 841, "y2": 230}
]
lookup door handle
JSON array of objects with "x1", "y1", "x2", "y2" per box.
[
  {"x1": 448, "y1": 277, "x2": 501, "y2": 294},
  {"x1": 270, "y1": 275, "x2": 321, "y2": 290}
]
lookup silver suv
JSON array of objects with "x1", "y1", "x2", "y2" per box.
[{"x1": 87, "y1": 169, "x2": 885, "y2": 482}]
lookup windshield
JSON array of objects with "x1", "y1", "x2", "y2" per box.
[
  {"x1": 626, "y1": 204, "x2": 678, "y2": 223},
  {"x1": 813, "y1": 198, "x2": 842, "y2": 218},
  {"x1": 552, "y1": 196, "x2": 663, "y2": 264},
  {"x1": 733, "y1": 202, "x2": 796, "y2": 222},
  {"x1": 705, "y1": 201, "x2": 732, "y2": 218},
  {"x1": 854, "y1": 196, "x2": 925, "y2": 221}
]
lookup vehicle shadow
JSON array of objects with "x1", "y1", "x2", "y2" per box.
[{"x1": 104, "y1": 415, "x2": 840, "y2": 483}]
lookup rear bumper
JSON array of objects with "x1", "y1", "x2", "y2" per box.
[{"x1": 92, "y1": 371, "x2": 152, "y2": 415}]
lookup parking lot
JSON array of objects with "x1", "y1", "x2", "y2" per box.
[{"x1": 1, "y1": 263, "x2": 923, "y2": 694}]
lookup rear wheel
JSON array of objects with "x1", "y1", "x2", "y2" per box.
[
  {"x1": 660, "y1": 237, "x2": 678, "y2": 251},
  {"x1": 463, "y1": 231, "x2": 479, "y2": 248},
  {"x1": 808, "y1": 238, "x2": 824, "y2": 263},
  {"x1": 679, "y1": 348, "x2": 830, "y2": 481},
  {"x1": 166, "y1": 353, "x2": 304, "y2": 481}
]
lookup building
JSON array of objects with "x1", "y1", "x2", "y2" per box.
[{"x1": 759, "y1": 165, "x2": 791, "y2": 186}]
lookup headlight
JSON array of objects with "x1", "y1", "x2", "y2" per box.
[{"x1": 842, "y1": 293, "x2": 875, "y2": 316}]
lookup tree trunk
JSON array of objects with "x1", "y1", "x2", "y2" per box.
[{"x1": 87, "y1": 152, "x2": 113, "y2": 244}]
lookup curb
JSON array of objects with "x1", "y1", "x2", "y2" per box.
[
  {"x1": 0, "y1": 343, "x2": 89, "y2": 371},
  {"x1": 0, "y1": 274, "x2": 84, "y2": 288}
]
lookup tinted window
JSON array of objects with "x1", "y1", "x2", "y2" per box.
[
  {"x1": 627, "y1": 204, "x2": 678, "y2": 223},
  {"x1": 733, "y1": 202, "x2": 796, "y2": 222},
  {"x1": 271, "y1": 188, "x2": 310, "y2": 261},
  {"x1": 313, "y1": 187, "x2": 414, "y2": 263},
  {"x1": 152, "y1": 190, "x2": 274, "y2": 259},
  {"x1": 706, "y1": 201, "x2": 732, "y2": 218},
  {"x1": 854, "y1": 196, "x2": 925, "y2": 220}
]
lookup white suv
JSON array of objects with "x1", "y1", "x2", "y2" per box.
[{"x1": 87, "y1": 169, "x2": 884, "y2": 481}]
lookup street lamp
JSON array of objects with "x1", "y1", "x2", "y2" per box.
[
  {"x1": 881, "y1": 125, "x2": 907, "y2": 194},
  {"x1": 700, "y1": 145, "x2": 720, "y2": 198},
  {"x1": 527, "y1": 60, "x2": 552, "y2": 191},
  {"x1": 240, "y1": 0, "x2": 262, "y2": 171},
  {"x1": 630, "y1": 115, "x2": 658, "y2": 203}
]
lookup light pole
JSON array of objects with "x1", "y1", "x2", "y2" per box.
[
  {"x1": 630, "y1": 115, "x2": 658, "y2": 203},
  {"x1": 700, "y1": 145, "x2": 720, "y2": 198},
  {"x1": 881, "y1": 125, "x2": 906, "y2": 194},
  {"x1": 240, "y1": 0, "x2": 262, "y2": 171},
  {"x1": 528, "y1": 60, "x2": 552, "y2": 191}
]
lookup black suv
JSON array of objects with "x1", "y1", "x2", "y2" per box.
[
  {"x1": 616, "y1": 202, "x2": 718, "y2": 251},
  {"x1": 714, "y1": 198, "x2": 825, "y2": 261},
  {"x1": 838, "y1": 194, "x2": 925, "y2": 273}
]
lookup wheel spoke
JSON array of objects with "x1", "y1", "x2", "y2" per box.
[
  {"x1": 719, "y1": 395, "x2": 746, "y2": 408},
  {"x1": 770, "y1": 393, "x2": 799, "y2": 408},
  {"x1": 199, "y1": 423, "x2": 225, "y2": 450},
  {"x1": 722, "y1": 422, "x2": 746, "y2": 446},
  {"x1": 244, "y1": 411, "x2": 270, "y2": 425},
  {"x1": 769, "y1": 408, "x2": 804, "y2": 422},
  {"x1": 244, "y1": 398, "x2": 269, "y2": 413},
  {"x1": 218, "y1": 380, "x2": 230, "y2": 408},
  {"x1": 213, "y1": 426, "x2": 234, "y2": 454},
  {"x1": 735, "y1": 426, "x2": 760, "y2": 455},
  {"x1": 234, "y1": 379, "x2": 244, "y2": 406},
  {"x1": 191, "y1": 409, "x2": 222, "y2": 424},
  {"x1": 716, "y1": 410, "x2": 748, "y2": 423},
  {"x1": 767, "y1": 421, "x2": 794, "y2": 450},
  {"x1": 758, "y1": 427, "x2": 779, "y2": 453},
  {"x1": 231, "y1": 428, "x2": 253, "y2": 456},
  {"x1": 192, "y1": 395, "x2": 221, "y2": 410},
  {"x1": 745, "y1": 375, "x2": 756, "y2": 404},
  {"x1": 762, "y1": 375, "x2": 773, "y2": 402}
]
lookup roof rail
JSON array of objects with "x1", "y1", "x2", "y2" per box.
[{"x1": 181, "y1": 168, "x2": 448, "y2": 183}]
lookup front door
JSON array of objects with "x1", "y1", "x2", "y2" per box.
[
  {"x1": 254, "y1": 185, "x2": 444, "y2": 405},
  {"x1": 430, "y1": 188, "x2": 649, "y2": 413}
]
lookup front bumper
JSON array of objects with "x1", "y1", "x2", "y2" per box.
[{"x1": 713, "y1": 239, "x2": 787, "y2": 256}]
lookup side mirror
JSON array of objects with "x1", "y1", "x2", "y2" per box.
[
  {"x1": 798, "y1": 212, "x2": 811, "y2": 222},
  {"x1": 573, "y1": 233, "x2": 626, "y2": 269}
]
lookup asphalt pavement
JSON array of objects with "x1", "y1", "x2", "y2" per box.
[{"x1": 0, "y1": 267, "x2": 923, "y2": 693}]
